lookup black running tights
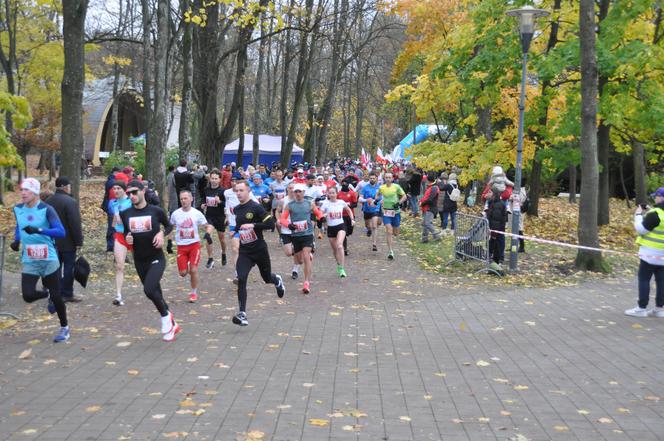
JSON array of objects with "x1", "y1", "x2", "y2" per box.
[
  {"x1": 134, "y1": 256, "x2": 169, "y2": 316},
  {"x1": 22, "y1": 271, "x2": 67, "y2": 327},
  {"x1": 236, "y1": 251, "x2": 277, "y2": 313}
]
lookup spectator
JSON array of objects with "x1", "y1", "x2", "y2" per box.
[
  {"x1": 439, "y1": 172, "x2": 459, "y2": 234},
  {"x1": 174, "y1": 159, "x2": 193, "y2": 207},
  {"x1": 420, "y1": 172, "x2": 441, "y2": 243},
  {"x1": 407, "y1": 168, "x2": 422, "y2": 217},
  {"x1": 625, "y1": 188, "x2": 664, "y2": 317},
  {"x1": 45, "y1": 177, "x2": 84, "y2": 303},
  {"x1": 481, "y1": 165, "x2": 513, "y2": 203},
  {"x1": 484, "y1": 177, "x2": 509, "y2": 268},
  {"x1": 221, "y1": 164, "x2": 233, "y2": 189},
  {"x1": 102, "y1": 166, "x2": 122, "y2": 252},
  {"x1": 166, "y1": 165, "x2": 178, "y2": 214}
]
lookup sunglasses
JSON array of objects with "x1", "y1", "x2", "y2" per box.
[
  {"x1": 126, "y1": 189, "x2": 139, "y2": 196},
  {"x1": 294, "y1": 190, "x2": 303, "y2": 193}
]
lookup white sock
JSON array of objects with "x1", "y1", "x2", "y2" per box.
[{"x1": 192, "y1": 288, "x2": 198, "y2": 294}]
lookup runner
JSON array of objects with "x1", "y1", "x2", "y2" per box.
[
  {"x1": 359, "y1": 172, "x2": 382, "y2": 252},
  {"x1": 11, "y1": 178, "x2": 69, "y2": 342},
  {"x1": 337, "y1": 181, "x2": 358, "y2": 256},
  {"x1": 304, "y1": 174, "x2": 325, "y2": 239},
  {"x1": 279, "y1": 183, "x2": 324, "y2": 294},
  {"x1": 109, "y1": 180, "x2": 133, "y2": 306},
  {"x1": 320, "y1": 186, "x2": 355, "y2": 277},
  {"x1": 120, "y1": 180, "x2": 180, "y2": 342},
  {"x1": 170, "y1": 190, "x2": 213, "y2": 303},
  {"x1": 269, "y1": 170, "x2": 288, "y2": 229},
  {"x1": 275, "y1": 183, "x2": 302, "y2": 279},
  {"x1": 201, "y1": 168, "x2": 227, "y2": 268},
  {"x1": 231, "y1": 181, "x2": 285, "y2": 326},
  {"x1": 377, "y1": 172, "x2": 407, "y2": 260},
  {"x1": 225, "y1": 177, "x2": 259, "y2": 283}
]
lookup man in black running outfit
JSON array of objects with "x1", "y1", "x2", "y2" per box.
[
  {"x1": 120, "y1": 180, "x2": 181, "y2": 342},
  {"x1": 231, "y1": 181, "x2": 285, "y2": 326}
]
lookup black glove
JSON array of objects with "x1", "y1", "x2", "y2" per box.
[
  {"x1": 288, "y1": 223, "x2": 297, "y2": 232},
  {"x1": 23, "y1": 226, "x2": 41, "y2": 234},
  {"x1": 203, "y1": 232, "x2": 213, "y2": 244},
  {"x1": 166, "y1": 239, "x2": 173, "y2": 254},
  {"x1": 10, "y1": 241, "x2": 19, "y2": 252}
]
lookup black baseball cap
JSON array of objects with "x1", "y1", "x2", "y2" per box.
[{"x1": 55, "y1": 177, "x2": 71, "y2": 188}]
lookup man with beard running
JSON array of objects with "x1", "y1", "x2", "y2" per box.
[
  {"x1": 231, "y1": 181, "x2": 286, "y2": 326},
  {"x1": 120, "y1": 180, "x2": 180, "y2": 342}
]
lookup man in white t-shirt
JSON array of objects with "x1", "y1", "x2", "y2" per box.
[{"x1": 169, "y1": 190, "x2": 212, "y2": 303}]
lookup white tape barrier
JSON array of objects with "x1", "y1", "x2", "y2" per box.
[{"x1": 490, "y1": 229, "x2": 664, "y2": 261}]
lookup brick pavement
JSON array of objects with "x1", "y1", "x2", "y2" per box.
[{"x1": 0, "y1": 229, "x2": 663, "y2": 441}]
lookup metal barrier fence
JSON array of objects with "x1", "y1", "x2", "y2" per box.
[
  {"x1": 451, "y1": 212, "x2": 502, "y2": 276},
  {"x1": 0, "y1": 234, "x2": 18, "y2": 319}
]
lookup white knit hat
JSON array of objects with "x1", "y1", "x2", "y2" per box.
[{"x1": 21, "y1": 178, "x2": 40, "y2": 195}]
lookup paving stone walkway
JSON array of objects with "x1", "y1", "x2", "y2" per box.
[{"x1": 0, "y1": 229, "x2": 662, "y2": 441}]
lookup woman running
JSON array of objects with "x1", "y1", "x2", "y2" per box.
[
  {"x1": 337, "y1": 181, "x2": 358, "y2": 256},
  {"x1": 320, "y1": 186, "x2": 354, "y2": 278}
]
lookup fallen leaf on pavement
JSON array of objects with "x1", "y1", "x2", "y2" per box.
[
  {"x1": 86, "y1": 406, "x2": 101, "y2": 413},
  {"x1": 18, "y1": 348, "x2": 32, "y2": 360},
  {"x1": 399, "y1": 416, "x2": 411, "y2": 422},
  {"x1": 308, "y1": 418, "x2": 329, "y2": 426},
  {"x1": 116, "y1": 341, "x2": 131, "y2": 348}
]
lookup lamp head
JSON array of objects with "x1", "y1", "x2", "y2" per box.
[{"x1": 506, "y1": 5, "x2": 549, "y2": 53}]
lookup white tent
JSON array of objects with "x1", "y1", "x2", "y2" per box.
[{"x1": 224, "y1": 134, "x2": 303, "y2": 154}]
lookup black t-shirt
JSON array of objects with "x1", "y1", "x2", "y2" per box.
[
  {"x1": 120, "y1": 204, "x2": 173, "y2": 260},
  {"x1": 174, "y1": 170, "x2": 193, "y2": 192},
  {"x1": 342, "y1": 174, "x2": 359, "y2": 188},
  {"x1": 203, "y1": 186, "x2": 226, "y2": 218},
  {"x1": 233, "y1": 200, "x2": 273, "y2": 253}
]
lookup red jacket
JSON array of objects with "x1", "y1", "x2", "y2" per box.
[
  {"x1": 420, "y1": 183, "x2": 439, "y2": 213},
  {"x1": 221, "y1": 170, "x2": 232, "y2": 189}
]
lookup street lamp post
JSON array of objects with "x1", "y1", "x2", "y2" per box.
[
  {"x1": 506, "y1": 5, "x2": 549, "y2": 272},
  {"x1": 412, "y1": 75, "x2": 418, "y2": 148}
]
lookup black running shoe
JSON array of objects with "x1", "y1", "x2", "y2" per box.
[
  {"x1": 372, "y1": 244, "x2": 377, "y2": 252},
  {"x1": 232, "y1": 312, "x2": 248, "y2": 326},
  {"x1": 221, "y1": 254, "x2": 227, "y2": 266},
  {"x1": 275, "y1": 274, "x2": 285, "y2": 298},
  {"x1": 292, "y1": 270, "x2": 298, "y2": 280},
  {"x1": 206, "y1": 258, "x2": 214, "y2": 269}
]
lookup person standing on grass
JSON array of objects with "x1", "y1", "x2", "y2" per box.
[
  {"x1": 625, "y1": 187, "x2": 664, "y2": 318},
  {"x1": 420, "y1": 172, "x2": 441, "y2": 243}
]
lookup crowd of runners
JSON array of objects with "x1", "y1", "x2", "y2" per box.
[{"x1": 9, "y1": 160, "x2": 425, "y2": 343}]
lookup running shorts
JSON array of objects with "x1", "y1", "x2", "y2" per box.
[
  {"x1": 114, "y1": 231, "x2": 133, "y2": 251},
  {"x1": 176, "y1": 242, "x2": 201, "y2": 272},
  {"x1": 291, "y1": 234, "x2": 315, "y2": 253},
  {"x1": 327, "y1": 223, "x2": 346, "y2": 238},
  {"x1": 343, "y1": 216, "x2": 354, "y2": 236},
  {"x1": 280, "y1": 233, "x2": 292, "y2": 245},
  {"x1": 382, "y1": 212, "x2": 401, "y2": 227},
  {"x1": 206, "y1": 215, "x2": 226, "y2": 232},
  {"x1": 363, "y1": 211, "x2": 380, "y2": 220}
]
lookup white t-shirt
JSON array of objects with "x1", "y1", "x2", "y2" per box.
[
  {"x1": 304, "y1": 185, "x2": 324, "y2": 202},
  {"x1": 355, "y1": 179, "x2": 370, "y2": 194},
  {"x1": 224, "y1": 189, "x2": 258, "y2": 227},
  {"x1": 320, "y1": 200, "x2": 348, "y2": 227},
  {"x1": 170, "y1": 207, "x2": 207, "y2": 245},
  {"x1": 278, "y1": 196, "x2": 292, "y2": 235}
]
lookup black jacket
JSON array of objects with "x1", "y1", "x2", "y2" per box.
[
  {"x1": 408, "y1": 172, "x2": 422, "y2": 196},
  {"x1": 45, "y1": 190, "x2": 83, "y2": 252},
  {"x1": 438, "y1": 182, "x2": 459, "y2": 212}
]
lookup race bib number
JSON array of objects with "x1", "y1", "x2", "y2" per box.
[
  {"x1": 129, "y1": 216, "x2": 152, "y2": 233},
  {"x1": 239, "y1": 228, "x2": 258, "y2": 244},
  {"x1": 294, "y1": 220, "x2": 308, "y2": 232},
  {"x1": 26, "y1": 244, "x2": 48, "y2": 260},
  {"x1": 328, "y1": 210, "x2": 343, "y2": 220},
  {"x1": 206, "y1": 196, "x2": 218, "y2": 207},
  {"x1": 229, "y1": 207, "x2": 235, "y2": 215},
  {"x1": 384, "y1": 209, "x2": 396, "y2": 218},
  {"x1": 275, "y1": 192, "x2": 285, "y2": 200},
  {"x1": 179, "y1": 228, "x2": 195, "y2": 239}
]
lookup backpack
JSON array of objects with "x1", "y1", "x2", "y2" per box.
[
  {"x1": 520, "y1": 194, "x2": 530, "y2": 213},
  {"x1": 448, "y1": 184, "x2": 461, "y2": 202},
  {"x1": 486, "y1": 198, "x2": 507, "y2": 231}
]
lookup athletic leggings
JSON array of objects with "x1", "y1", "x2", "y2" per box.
[
  {"x1": 22, "y1": 270, "x2": 67, "y2": 327},
  {"x1": 236, "y1": 249, "x2": 278, "y2": 313},
  {"x1": 134, "y1": 255, "x2": 169, "y2": 316}
]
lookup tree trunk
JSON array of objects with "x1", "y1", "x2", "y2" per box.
[
  {"x1": 633, "y1": 140, "x2": 647, "y2": 205},
  {"x1": 597, "y1": 121, "x2": 610, "y2": 225},
  {"x1": 237, "y1": 82, "x2": 245, "y2": 165},
  {"x1": 576, "y1": 0, "x2": 608, "y2": 272},
  {"x1": 618, "y1": 155, "x2": 630, "y2": 208},
  {"x1": 527, "y1": 159, "x2": 542, "y2": 216},
  {"x1": 252, "y1": 12, "x2": 267, "y2": 166},
  {"x1": 279, "y1": 0, "x2": 295, "y2": 160},
  {"x1": 143, "y1": 0, "x2": 169, "y2": 198},
  {"x1": 60, "y1": 0, "x2": 88, "y2": 199},
  {"x1": 568, "y1": 162, "x2": 577, "y2": 203},
  {"x1": 178, "y1": 0, "x2": 193, "y2": 161},
  {"x1": 110, "y1": 64, "x2": 121, "y2": 151}
]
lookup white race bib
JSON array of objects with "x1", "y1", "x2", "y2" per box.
[
  {"x1": 26, "y1": 244, "x2": 48, "y2": 260},
  {"x1": 384, "y1": 209, "x2": 396, "y2": 218},
  {"x1": 275, "y1": 192, "x2": 285, "y2": 200},
  {"x1": 206, "y1": 196, "x2": 218, "y2": 207},
  {"x1": 294, "y1": 220, "x2": 308, "y2": 232},
  {"x1": 129, "y1": 216, "x2": 152, "y2": 233},
  {"x1": 239, "y1": 228, "x2": 258, "y2": 244}
]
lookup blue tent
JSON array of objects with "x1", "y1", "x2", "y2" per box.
[{"x1": 222, "y1": 134, "x2": 304, "y2": 168}]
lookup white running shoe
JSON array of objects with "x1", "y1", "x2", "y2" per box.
[
  {"x1": 649, "y1": 306, "x2": 664, "y2": 318},
  {"x1": 161, "y1": 311, "x2": 174, "y2": 334},
  {"x1": 625, "y1": 306, "x2": 649, "y2": 317},
  {"x1": 163, "y1": 321, "x2": 181, "y2": 342}
]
